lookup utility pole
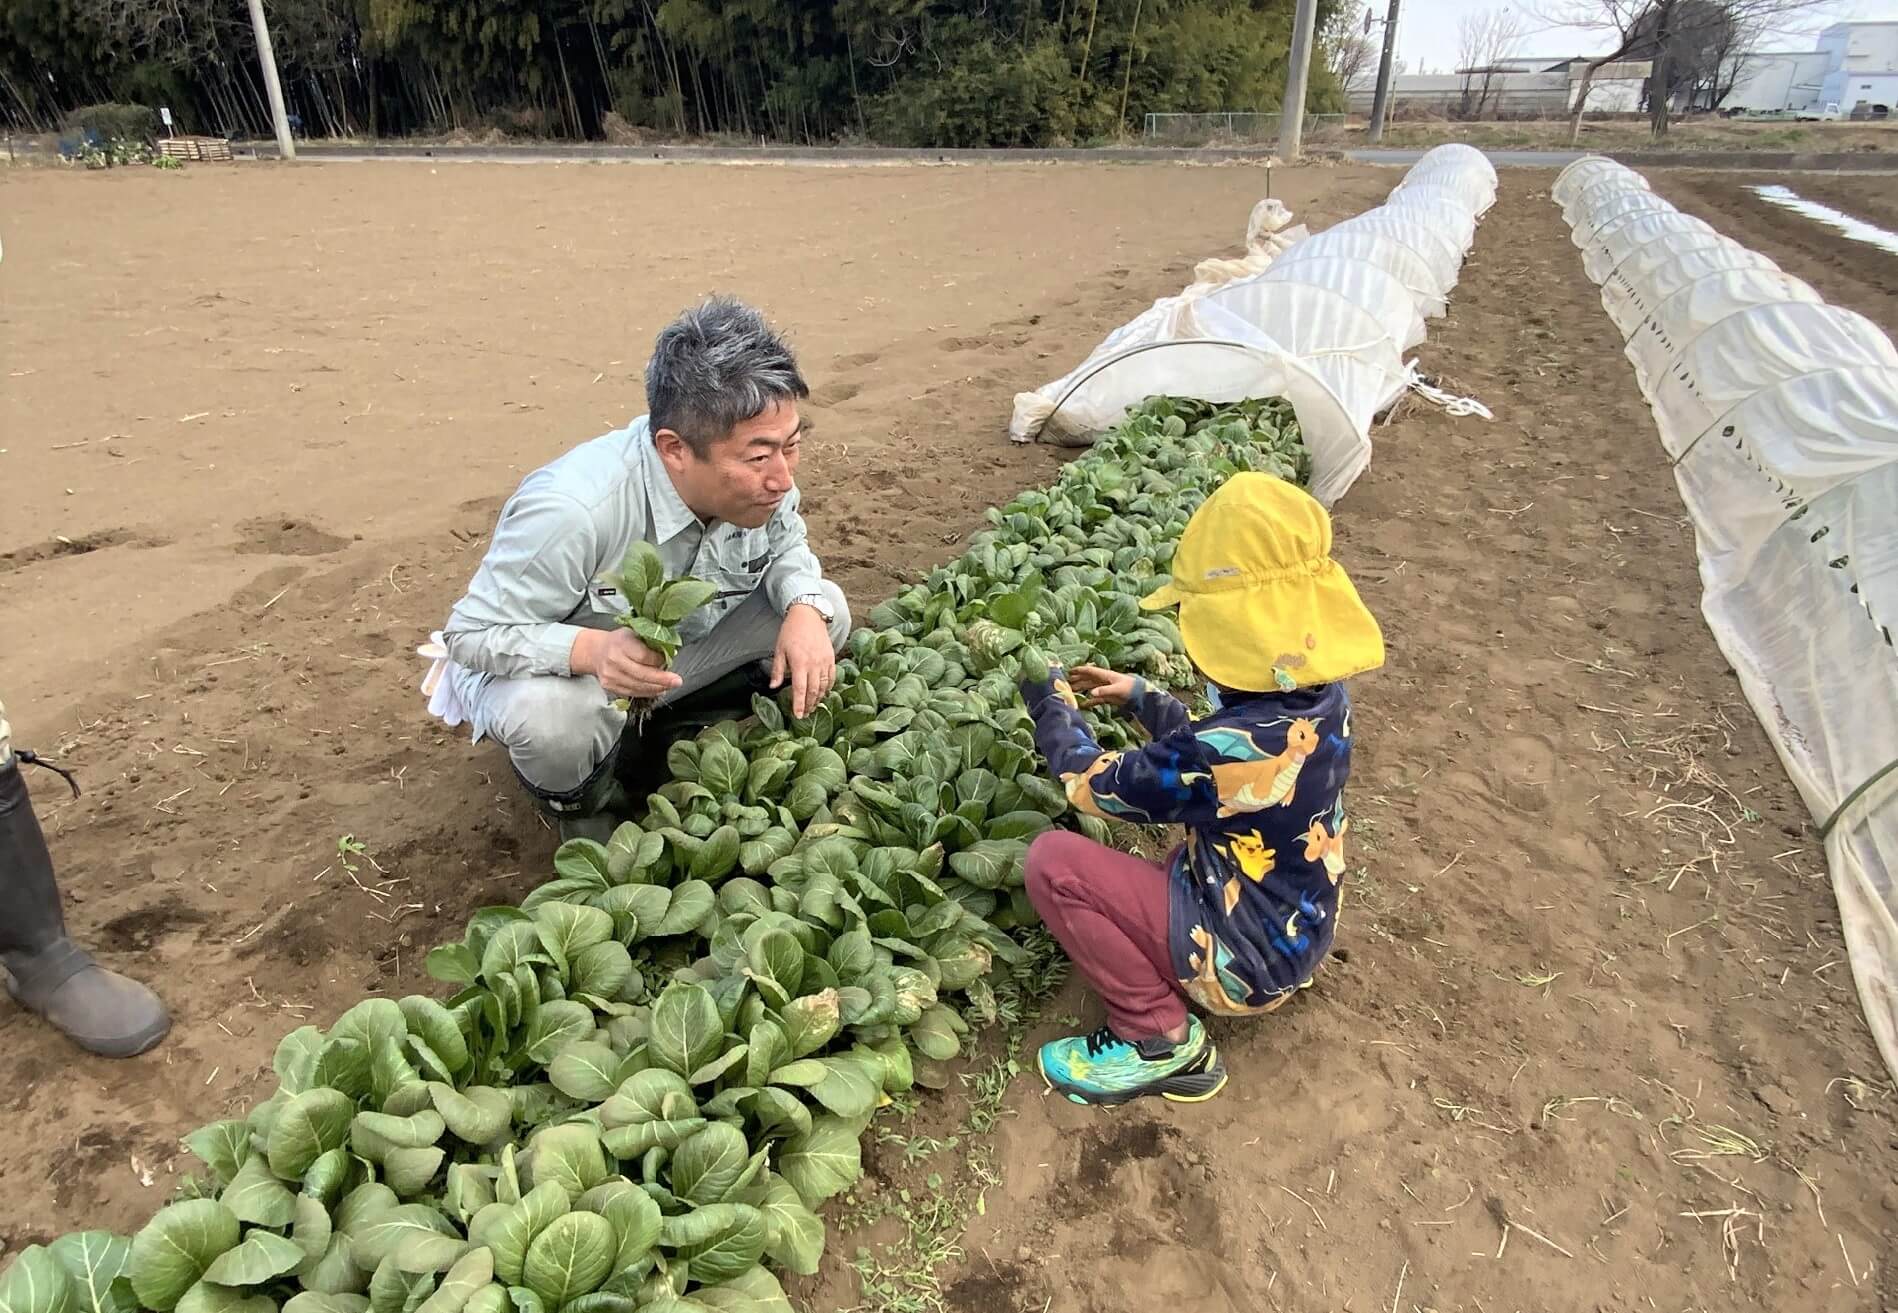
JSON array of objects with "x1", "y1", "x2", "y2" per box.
[
  {"x1": 1367, "y1": 0, "x2": 1401, "y2": 144},
  {"x1": 1277, "y1": 0, "x2": 1320, "y2": 159},
  {"x1": 246, "y1": 0, "x2": 296, "y2": 160}
]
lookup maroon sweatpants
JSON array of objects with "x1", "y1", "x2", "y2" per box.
[{"x1": 1023, "y1": 829, "x2": 1187, "y2": 1042}]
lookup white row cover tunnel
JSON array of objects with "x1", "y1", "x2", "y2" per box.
[
  {"x1": 1009, "y1": 144, "x2": 1497, "y2": 506},
  {"x1": 1553, "y1": 156, "x2": 1898, "y2": 1082}
]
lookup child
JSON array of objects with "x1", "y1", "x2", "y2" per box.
[{"x1": 1018, "y1": 472, "x2": 1384, "y2": 1106}]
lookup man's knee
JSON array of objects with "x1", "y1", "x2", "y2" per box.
[
  {"x1": 481, "y1": 675, "x2": 620, "y2": 793},
  {"x1": 818, "y1": 580, "x2": 851, "y2": 652}
]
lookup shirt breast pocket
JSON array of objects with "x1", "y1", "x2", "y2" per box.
[
  {"x1": 579, "y1": 581, "x2": 629, "y2": 629},
  {"x1": 678, "y1": 535, "x2": 764, "y2": 638}
]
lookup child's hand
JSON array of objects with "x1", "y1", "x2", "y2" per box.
[{"x1": 1069, "y1": 665, "x2": 1138, "y2": 709}]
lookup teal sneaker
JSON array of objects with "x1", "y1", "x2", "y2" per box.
[{"x1": 1037, "y1": 1018, "x2": 1228, "y2": 1106}]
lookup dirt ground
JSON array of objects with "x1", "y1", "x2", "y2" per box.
[
  {"x1": 0, "y1": 156, "x2": 1389, "y2": 1235},
  {"x1": 3, "y1": 159, "x2": 1896, "y2": 1310},
  {"x1": 897, "y1": 169, "x2": 1898, "y2": 1313}
]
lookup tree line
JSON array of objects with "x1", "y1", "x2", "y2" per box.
[{"x1": 1, "y1": 0, "x2": 1351, "y2": 146}]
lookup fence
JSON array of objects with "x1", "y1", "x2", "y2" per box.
[{"x1": 1142, "y1": 112, "x2": 1348, "y2": 146}]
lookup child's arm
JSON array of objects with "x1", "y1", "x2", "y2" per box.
[
  {"x1": 1067, "y1": 665, "x2": 1192, "y2": 740},
  {"x1": 1020, "y1": 669, "x2": 1220, "y2": 825},
  {"x1": 1124, "y1": 676, "x2": 1193, "y2": 741}
]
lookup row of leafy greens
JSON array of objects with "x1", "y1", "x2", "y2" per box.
[{"x1": 2, "y1": 397, "x2": 1307, "y2": 1313}]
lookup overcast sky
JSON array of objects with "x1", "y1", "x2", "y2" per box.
[{"x1": 1393, "y1": 0, "x2": 1892, "y2": 74}]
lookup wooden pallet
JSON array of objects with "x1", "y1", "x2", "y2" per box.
[{"x1": 159, "y1": 136, "x2": 233, "y2": 163}]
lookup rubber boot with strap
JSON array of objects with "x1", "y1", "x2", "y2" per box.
[
  {"x1": 513, "y1": 744, "x2": 626, "y2": 846},
  {"x1": 0, "y1": 703, "x2": 171, "y2": 1058}
]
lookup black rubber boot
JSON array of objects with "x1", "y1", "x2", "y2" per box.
[
  {"x1": 617, "y1": 665, "x2": 772, "y2": 803},
  {"x1": 1, "y1": 754, "x2": 171, "y2": 1058},
  {"x1": 514, "y1": 747, "x2": 626, "y2": 845}
]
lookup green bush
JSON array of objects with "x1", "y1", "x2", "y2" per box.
[{"x1": 65, "y1": 102, "x2": 158, "y2": 144}]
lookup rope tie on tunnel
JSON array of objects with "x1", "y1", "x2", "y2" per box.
[{"x1": 1401, "y1": 361, "x2": 1492, "y2": 420}]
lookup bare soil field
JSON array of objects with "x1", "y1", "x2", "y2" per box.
[
  {"x1": 2, "y1": 160, "x2": 1895, "y2": 1311},
  {"x1": 1364, "y1": 116, "x2": 1898, "y2": 155}
]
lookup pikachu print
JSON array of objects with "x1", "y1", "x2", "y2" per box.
[
  {"x1": 1220, "y1": 830, "x2": 1278, "y2": 915},
  {"x1": 1020, "y1": 664, "x2": 1356, "y2": 1016}
]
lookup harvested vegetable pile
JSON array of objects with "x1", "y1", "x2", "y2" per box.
[{"x1": 7, "y1": 397, "x2": 1307, "y2": 1313}]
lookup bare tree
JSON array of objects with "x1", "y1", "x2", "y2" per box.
[
  {"x1": 1533, "y1": 0, "x2": 1824, "y2": 142},
  {"x1": 76, "y1": 0, "x2": 235, "y2": 65},
  {"x1": 1705, "y1": 16, "x2": 1760, "y2": 108},
  {"x1": 1456, "y1": 7, "x2": 1524, "y2": 119},
  {"x1": 1321, "y1": 3, "x2": 1378, "y2": 96}
]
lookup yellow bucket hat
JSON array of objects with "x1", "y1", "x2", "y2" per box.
[{"x1": 1141, "y1": 473, "x2": 1384, "y2": 692}]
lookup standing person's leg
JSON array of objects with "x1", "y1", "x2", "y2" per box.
[
  {"x1": 1024, "y1": 830, "x2": 1227, "y2": 1105},
  {"x1": 0, "y1": 697, "x2": 170, "y2": 1058}
]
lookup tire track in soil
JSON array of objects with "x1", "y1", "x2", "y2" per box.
[{"x1": 905, "y1": 172, "x2": 1896, "y2": 1313}]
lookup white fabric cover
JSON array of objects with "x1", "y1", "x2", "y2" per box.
[
  {"x1": 1557, "y1": 165, "x2": 1898, "y2": 1084},
  {"x1": 1625, "y1": 269, "x2": 1824, "y2": 389},
  {"x1": 1583, "y1": 212, "x2": 1719, "y2": 283},
  {"x1": 1395, "y1": 167, "x2": 1496, "y2": 217},
  {"x1": 1380, "y1": 190, "x2": 1479, "y2": 253},
  {"x1": 1272, "y1": 230, "x2": 1448, "y2": 318},
  {"x1": 1006, "y1": 147, "x2": 1494, "y2": 505},
  {"x1": 1571, "y1": 193, "x2": 1693, "y2": 250},
  {"x1": 1567, "y1": 174, "x2": 1654, "y2": 225},
  {"x1": 1552, "y1": 155, "x2": 1626, "y2": 205},
  {"x1": 1572, "y1": 192, "x2": 1678, "y2": 248},
  {"x1": 1648, "y1": 305, "x2": 1898, "y2": 451},
  {"x1": 1417, "y1": 142, "x2": 1497, "y2": 192},
  {"x1": 1604, "y1": 240, "x2": 1773, "y2": 335},
  {"x1": 1180, "y1": 283, "x2": 1408, "y2": 416},
  {"x1": 1252, "y1": 256, "x2": 1427, "y2": 352},
  {"x1": 1326, "y1": 212, "x2": 1463, "y2": 291},
  {"x1": 1025, "y1": 334, "x2": 1372, "y2": 505}
]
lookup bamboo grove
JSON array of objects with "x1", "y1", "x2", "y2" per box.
[{"x1": 2, "y1": 0, "x2": 1351, "y2": 146}]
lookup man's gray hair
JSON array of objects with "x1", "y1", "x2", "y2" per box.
[{"x1": 647, "y1": 296, "x2": 809, "y2": 455}]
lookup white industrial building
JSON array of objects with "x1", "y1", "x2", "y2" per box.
[
  {"x1": 1720, "y1": 50, "x2": 1833, "y2": 113},
  {"x1": 1818, "y1": 20, "x2": 1898, "y2": 115},
  {"x1": 1721, "y1": 20, "x2": 1898, "y2": 115},
  {"x1": 1345, "y1": 57, "x2": 1649, "y2": 116}
]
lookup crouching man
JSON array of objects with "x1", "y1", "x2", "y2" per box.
[{"x1": 434, "y1": 297, "x2": 850, "y2": 840}]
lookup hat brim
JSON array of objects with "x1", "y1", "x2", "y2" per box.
[
  {"x1": 1173, "y1": 566, "x2": 1385, "y2": 692},
  {"x1": 1139, "y1": 579, "x2": 1183, "y2": 611}
]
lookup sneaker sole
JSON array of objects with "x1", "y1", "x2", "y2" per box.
[{"x1": 1041, "y1": 1044, "x2": 1230, "y2": 1107}]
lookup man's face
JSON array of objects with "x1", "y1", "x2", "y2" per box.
[{"x1": 656, "y1": 400, "x2": 804, "y2": 530}]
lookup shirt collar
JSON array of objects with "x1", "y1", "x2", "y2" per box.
[{"x1": 635, "y1": 417, "x2": 702, "y2": 544}]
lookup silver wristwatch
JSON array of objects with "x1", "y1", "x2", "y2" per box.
[{"x1": 788, "y1": 592, "x2": 835, "y2": 622}]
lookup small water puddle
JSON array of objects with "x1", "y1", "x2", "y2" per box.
[{"x1": 1749, "y1": 184, "x2": 1898, "y2": 257}]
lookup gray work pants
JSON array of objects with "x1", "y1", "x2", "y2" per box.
[{"x1": 453, "y1": 582, "x2": 850, "y2": 794}]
